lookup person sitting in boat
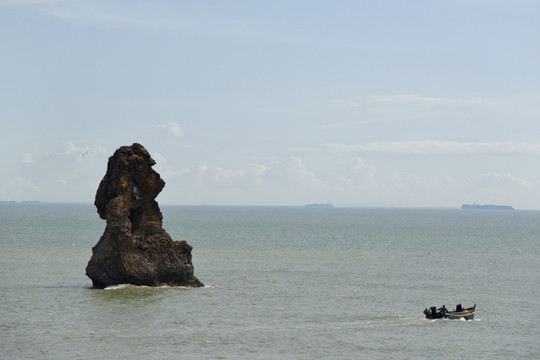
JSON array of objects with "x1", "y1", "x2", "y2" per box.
[
  {"x1": 429, "y1": 306, "x2": 445, "y2": 318},
  {"x1": 456, "y1": 304, "x2": 463, "y2": 312},
  {"x1": 438, "y1": 305, "x2": 448, "y2": 313}
]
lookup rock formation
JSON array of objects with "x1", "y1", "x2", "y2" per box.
[{"x1": 86, "y1": 143, "x2": 203, "y2": 288}]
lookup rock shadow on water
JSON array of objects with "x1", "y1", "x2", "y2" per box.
[{"x1": 42, "y1": 285, "x2": 94, "y2": 290}]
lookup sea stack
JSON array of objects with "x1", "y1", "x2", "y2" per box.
[{"x1": 86, "y1": 143, "x2": 203, "y2": 288}]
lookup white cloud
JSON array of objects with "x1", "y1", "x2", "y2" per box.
[
  {"x1": 159, "y1": 157, "x2": 329, "y2": 204},
  {"x1": 0, "y1": 0, "x2": 59, "y2": 5},
  {"x1": 13, "y1": 177, "x2": 39, "y2": 190},
  {"x1": 480, "y1": 172, "x2": 534, "y2": 189},
  {"x1": 353, "y1": 157, "x2": 377, "y2": 186},
  {"x1": 210, "y1": 167, "x2": 246, "y2": 182},
  {"x1": 354, "y1": 157, "x2": 376, "y2": 174},
  {"x1": 188, "y1": 163, "x2": 247, "y2": 187},
  {"x1": 0, "y1": 177, "x2": 39, "y2": 201},
  {"x1": 6, "y1": 142, "x2": 109, "y2": 202},
  {"x1": 61, "y1": 141, "x2": 83, "y2": 155},
  {"x1": 152, "y1": 153, "x2": 167, "y2": 164},
  {"x1": 250, "y1": 163, "x2": 270, "y2": 175},
  {"x1": 158, "y1": 122, "x2": 184, "y2": 142},
  {"x1": 248, "y1": 164, "x2": 270, "y2": 186},
  {"x1": 21, "y1": 153, "x2": 33, "y2": 163},
  {"x1": 329, "y1": 99, "x2": 363, "y2": 108},
  {"x1": 58, "y1": 142, "x2": 107, "y2": 167},
  {"x1": 325, "y1": 141, "x2": 540, "y2": 155},
  {"x1": 0, "y1": 0, "x2": 153, "y2": 26},
  {"x1": 326, "y1": 157, "x2": 379, "y2": 194},
  {"x1": 369, "y1": 94, "x2": 492, "y2": 105},
  {"x1": 309, "y1": 121, "x2": 361, "y2": 131},
  {"x1": 198, "y1": 163, "x2": 209, "y2": 174},
  {"x1": 277, "y1": 157, "x2": 324, "y2": 188},
  {"x1": 329, "y1": 93, "x2": 492, "y2": 110}
]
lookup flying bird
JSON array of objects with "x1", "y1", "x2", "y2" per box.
[{"x1": 81, "y1": 151, "x2": 89, "y2": 157}]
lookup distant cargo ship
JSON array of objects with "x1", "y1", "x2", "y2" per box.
[
  {"x1": 304, "y1": 203, "x2": 333, "y2": 208},
  {"x1": 461, "y1": 203, "x2": 514, "y2": 210}
]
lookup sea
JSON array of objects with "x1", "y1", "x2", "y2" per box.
[{"x1": 1, "y1": 203, "x2": 539, "y2": 359}]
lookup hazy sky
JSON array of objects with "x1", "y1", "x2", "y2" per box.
[{"x1": 2, "y1": 0, "x2": 540, "y2": 208}]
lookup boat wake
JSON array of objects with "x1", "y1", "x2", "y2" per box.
[
  {"x1": 427, "y1": 317, "x2": 481, "y2": 322},
  {"x1": 102, "y1": 283, "x2": 215, "y2": 290}
]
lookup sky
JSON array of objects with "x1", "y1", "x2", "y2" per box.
[{"x1": 2, "y1": 0, "x2": 540, "y2": 208}]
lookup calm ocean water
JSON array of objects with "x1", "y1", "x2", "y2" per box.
[{"x1": 1, "y1": 203, "x2": 539, "y2": 359}]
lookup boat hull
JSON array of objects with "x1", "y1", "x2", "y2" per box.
[{"x1": 445, "y1": 309, "x2": 475, "y2": 320}]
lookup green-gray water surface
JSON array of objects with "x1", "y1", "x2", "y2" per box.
[{"x1": 1, "y1": 204, "x2": 539, "y2": 359}]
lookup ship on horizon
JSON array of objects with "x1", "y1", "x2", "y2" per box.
[
  {"x1": 461, "y1": 203, "x2": 514, "y2": 210},
  {"x1": 304, "y1": 203, "x2": 333, "y2": 208}
]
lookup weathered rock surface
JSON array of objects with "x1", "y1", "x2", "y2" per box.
[{"x1": 86, "y1": 143, "x2": 203, "y2": 289}]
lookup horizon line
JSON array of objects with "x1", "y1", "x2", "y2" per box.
[{"x1": 1, "y1": 200, "x2": 531, "y2": 210}]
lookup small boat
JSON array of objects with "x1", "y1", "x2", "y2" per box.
[
  {"x1": 445, "y1": 304, "x2": 476, "y2": 320},
  {"x1": 304, "y1": 203, "x2": 333, "y2": 208},
  {"x1": 423, "y1": 304, "x2": 476, "y2": 320}
]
